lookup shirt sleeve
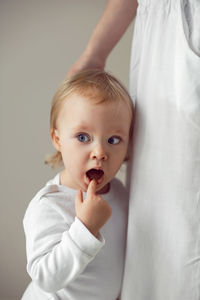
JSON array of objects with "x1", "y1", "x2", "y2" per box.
[{"x1": 24, "y1": 199, "x2": 105, "y2": 293}]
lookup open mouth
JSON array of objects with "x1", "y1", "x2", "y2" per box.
[{"x1": 86, "y1": 169, "x2": 104, "y2": 184}]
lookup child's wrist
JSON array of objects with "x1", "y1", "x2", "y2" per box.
[
  {"x1": 83, "y1": 223, "x2": 99, "y2": 238},
  {"x1": 78, "y1": 217, "x2": 99, "y2": 238},
  {"x1": 89, "y1": 229, "x2": 99, "y2": 238}
]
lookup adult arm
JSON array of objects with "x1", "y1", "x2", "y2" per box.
[{"x1": 67, "y1": 0, "x2": 138, "y2": 77}]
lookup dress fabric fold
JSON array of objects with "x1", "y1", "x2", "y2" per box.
[{"x1": 121, "y1": 1, "x2": 200, "y2": 299}]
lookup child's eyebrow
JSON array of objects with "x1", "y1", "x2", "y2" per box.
[
  {"x1": 114, "y1": 129, "x2": 125, "y2": 134},
  {"x1": 71, "y1": 124, "x2": 90, "y2": 131},
  {"x1": 110, "y1": 128, "x2": 129, "y2": 136},
  {"x1": 71, "y1": 125, "x2": 128, "y2": 136}
]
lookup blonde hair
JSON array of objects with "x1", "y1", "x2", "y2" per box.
[{"x1": 45, "y1": 69, "x2": 134, "y2": 168}]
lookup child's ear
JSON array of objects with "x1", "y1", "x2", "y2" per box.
[{"x1": 50, "y1": 128, "x2": 61, "y2": 151}]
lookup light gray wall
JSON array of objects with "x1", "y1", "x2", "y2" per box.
[{"x1": 0, "y1": 1, "x2": 134, "y2": 299}]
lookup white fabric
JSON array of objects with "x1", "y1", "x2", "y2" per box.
[
  {"x1": 22, "y1": 174, "x2": 128, "y2": 300},
  {"x1": 121, "y1": 0, "x2": 200, "y2": 300}
]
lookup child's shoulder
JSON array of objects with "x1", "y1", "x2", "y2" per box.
[
  {"x1": 23, "y1": 173, "x2": 76, "y2": 227},
  {"x1": 109, "y1": 177, "x2": 129, "y2": 208},
  {"x1": 105, "y1": 178, "x2": 129, "y2": 219},
  {"x1": 111, "y1": 177, "x2": 128, "y2": 195}
]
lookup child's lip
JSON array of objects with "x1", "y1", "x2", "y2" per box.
[
  {"x1": 90, "y1": 166, "x2": 103, "y2": 170},
  {"x1": 85, "y1": 176, "x2": 104, "y2": 185},
  {"x1": 96, "y1": 175, "x2": 104, "y2": 185}
]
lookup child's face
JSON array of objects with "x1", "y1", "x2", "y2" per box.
[{"x1": 52, "y1": 92, "x2": 132, "y2": 193}]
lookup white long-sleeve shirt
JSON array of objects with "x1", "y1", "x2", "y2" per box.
[{"x1": 22, "y1": 173, "x2": 128, "y2": 300}]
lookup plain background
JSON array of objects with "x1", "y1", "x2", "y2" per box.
[{"x1": 0, "y1": 1, "x2": 134, "y2": 299}]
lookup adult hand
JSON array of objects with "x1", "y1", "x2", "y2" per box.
[
  {"x1": 66, "y1": 0, "x2": 137, "y2": 79},
  {"x1": 75, "y1": 180, "x2": 112, "y2": 238},
  {"x1": 66, "y1": 51, "x2": 105, "y2": 78}
]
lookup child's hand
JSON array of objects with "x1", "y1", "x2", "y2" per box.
[{"x1": 75, "y1": 180, "x2": 112, "y2": 238}]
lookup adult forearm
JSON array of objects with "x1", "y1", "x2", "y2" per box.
[{"x1": 84, "y1": 0, "x2": 138, "y2": 63}]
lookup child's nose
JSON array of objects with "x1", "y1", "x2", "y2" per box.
[{"x1": 90, "y1": 144, "x2": 108, "y2": 161}]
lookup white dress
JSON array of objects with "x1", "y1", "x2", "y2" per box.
[{"x1": 122, "y1": 1, "x2": 200, "y2": 299}]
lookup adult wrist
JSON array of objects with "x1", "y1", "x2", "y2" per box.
[{"x1": 83, "y1": 47, "x2": 106, "y2": 70}]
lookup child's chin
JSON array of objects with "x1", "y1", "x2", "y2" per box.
[{"x1": 96, "y1": 182, "x2": 110, "y2": 194}]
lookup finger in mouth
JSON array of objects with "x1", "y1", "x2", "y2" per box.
[{"x1": 86, "y1": 169, "x2": 104, "y2": 182}]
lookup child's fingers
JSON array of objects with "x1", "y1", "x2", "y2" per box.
[
  {"x1": 75, "y1": 190, "x2": 83, "y2": 209},
  {"x1": 87, "y1": 179, "x2": 97, "y2": 197}
]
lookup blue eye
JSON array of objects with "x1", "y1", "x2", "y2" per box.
[
  {"x1": 108, "y1": 136, "x2": 121, "y2": 145},
  {"x1": 77, "y1": 133, "x2": 90, "y2": 143}
]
